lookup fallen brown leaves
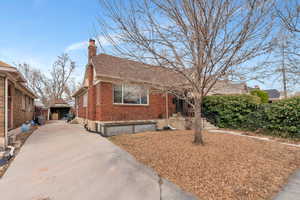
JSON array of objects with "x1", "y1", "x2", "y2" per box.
[{"x1": 109, "y1": 130, "x2": 300, "y2": 200}]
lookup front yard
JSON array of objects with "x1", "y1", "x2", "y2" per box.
[{"x1": 109, "y1": 130, "x2": 300, "y2": 200}]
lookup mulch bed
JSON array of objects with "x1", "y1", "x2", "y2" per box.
[
  {"x1": 0, "y1": 126, "x2": 38, "y2": 178},
  {"x1": 109, "y1": 130, "x2": 300, "y2": 200}
]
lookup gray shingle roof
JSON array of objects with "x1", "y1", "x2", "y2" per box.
[{"x1": 92, "y1": 54, "x2": 186, "y2": 86}]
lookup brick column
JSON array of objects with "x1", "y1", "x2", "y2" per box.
[
  {"x1": 87, "y1": 65, "x2": 96, "y2": 120},
  {"x1": 0, "y1": 77, "x2": 5, "y2": 149},
  {"x1": 87, "y1": 39, "x2": 97, "y2": 121}
]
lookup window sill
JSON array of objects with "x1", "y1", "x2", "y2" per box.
[{"x1": 113, "y1": 103, "x2": 149, "y2": 107}]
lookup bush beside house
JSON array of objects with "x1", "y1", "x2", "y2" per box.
[
  {"x1": 263, "y1": 97, "x2": 300, "y2": 137},
  {"x1": 203, "y1": 95, "x2": 300, "y2": 138}
]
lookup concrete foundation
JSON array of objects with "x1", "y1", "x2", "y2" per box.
[
  {"x1": 76, "y1": 117, "x2": 157, "y2": 136},
  {"x1": 77, "y1": 116, "x2": 217, "y2": 136}
]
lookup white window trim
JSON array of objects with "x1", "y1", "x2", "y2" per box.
[{"x1": 113, "y1": 84, "x2": 149, "y2": 106}]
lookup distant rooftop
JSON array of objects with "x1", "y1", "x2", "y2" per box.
[
  {"x1": 49, "y1": 98, "x2": 71, "y2": 108},
  {"x1": 263, "y1": 89, "x2": 280, "y2": 99}
]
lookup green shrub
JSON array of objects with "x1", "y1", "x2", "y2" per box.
[
  {"x1": 264, "y1": 97, "x2": 300, "y2": 138},
  {"x1": 202, "y1": 95, "x2": 300, "y2": 139},
  {"x1": 250, "y1": 89, "x2": 269, "y2": 103},
  {"x1": 202, "y1": 95, "x2": 261, "y2": 129}
]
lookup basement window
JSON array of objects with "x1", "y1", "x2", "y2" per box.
[{"x1": 113, "y1": 84, "x2": 148, "y2": 105}]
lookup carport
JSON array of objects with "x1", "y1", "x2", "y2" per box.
[{"x1": 49, "y1": 99, "x2": 71, "y2": 120}]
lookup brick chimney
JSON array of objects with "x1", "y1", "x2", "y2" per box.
[
  {"x1": 87, "y1": 39, "x2": 97, "y2": 121},
  {"x1": 88, "y1": 39, "x2": 97, "y2": 64}
]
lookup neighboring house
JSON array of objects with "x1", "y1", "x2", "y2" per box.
[
  {"x1": 0, "y1": 62, "x2": 36, "y2": 150},
  {"x1": 49, "y1": 98, "x2": 71, "y2": 120},
  {"x1": 263, "y1": 89, "x2": 280, "y2": 102},
  {"x1": 73, "y1": 39, "x2": 248, "y2": 135},
  {"x1": 34, "y1": 100, "x2": 48, "y2": 123}
]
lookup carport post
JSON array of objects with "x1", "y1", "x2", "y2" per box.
[
  {"x1": 4, "y1": 76, "x2": 8, "y2": 148},
  {"x1": 166, "y1": 92, "x2": 169, "y2": 125},
  {"x1": 47, "y1": 108, "x2": 50, "y2": 120}
]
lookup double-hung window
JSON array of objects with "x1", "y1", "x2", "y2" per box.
[{"x1": 113, "y1": 84, "x2": 148, "y2": 105}]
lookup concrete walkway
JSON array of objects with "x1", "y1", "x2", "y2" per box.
[
  {"x1": 273, "y1": 170, "x2": 300, "y2": 200},
  {"x1": 0, "y1": 121, "x2": 197, "y2": 200}
]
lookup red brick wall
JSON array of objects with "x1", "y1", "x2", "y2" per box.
[
  {"x1": 13, "y1": 88, "x2": 34, "y2": 128},
  {"x1": 96, "y1": 82, "x2": 176, "y2": 121},
  {"x1": 76, "y1": 81, "x2": 176, "y2": 122},
  {"x1": 0, "y1": 76, "x2": 35, "y2": 148},
  {"x1": 77, "y1": 93, "x2": 87, "y2": 119},
  {"x1": 87, "y1": 84, "x2": 96, "y2": 120}
]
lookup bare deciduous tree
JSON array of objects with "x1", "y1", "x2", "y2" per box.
[
  {"x1": 97, "y1": 0, "x2": 274, "y2": 144},
  {"x1": 18, "y1": 63, "x2": 49, "y2": 103},
  {"x1": 47, "y1": 53, "x2": 76, "y2": 100},
  {"x1": 247, "y1": 1, "x2": 300, "y2": 96},
  {"x1": 18, "y1": 53, "x2": 77, "y2": 106},
  {"x1": 277, "y1": 0, "x2": 300, "y2": 33},
  {"x1": 248, "y1": 30, "x2": 300, "y2": 98}
]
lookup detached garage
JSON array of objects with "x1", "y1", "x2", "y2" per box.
[{"x1": 49, "y1": 99, "x2": 71, "y2": 120}]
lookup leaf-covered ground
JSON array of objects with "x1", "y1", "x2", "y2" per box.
[{"x1": 109, "y1": 130, "x2": 300, "y2": 200}]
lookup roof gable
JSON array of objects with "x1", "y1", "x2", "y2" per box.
[{"x1": 0, "y1": 61, "x2": 15, "y2": 68}]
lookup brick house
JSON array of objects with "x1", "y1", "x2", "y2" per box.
[
  {"x1": 73, "y1": 39, "x2": 247, "y2": 135},
  {"x1": 0, "y1": 62, "x2": 36, "y2": 149}
]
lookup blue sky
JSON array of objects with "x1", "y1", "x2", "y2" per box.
[
  {"x1": 0, "y1": 0, "x2": 102, "y2": 78},
  {"x1": 0, "y1": 0, "x2": 296, "y2": 92}
]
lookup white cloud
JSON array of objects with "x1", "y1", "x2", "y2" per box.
[
  {"x1": 65, "y1": 41, "x2": 88, "y2": 52},
  {"x1": 65, "y1": 34, "x2": 120, "y2": 52}
]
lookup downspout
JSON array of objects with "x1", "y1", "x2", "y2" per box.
[
  {"x1": 165, "y1": 92, "x2": 169, "y2": 125},
  {"x1": 4, "y1": 76, "x2": 8, "y2": 148},
  {"x1": 47, "y1": 108, "x2": 50, "y2": 121},
  {"x1": 165, "y1": 93, "x2": 176, "y2": 130},
  {"x1": 76, "y1": 97, "x2": 79, "y2": 117}
]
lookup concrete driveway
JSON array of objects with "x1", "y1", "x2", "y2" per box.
[{"x1": 0, "y1": 121, "x2": 196, "y2": 200}]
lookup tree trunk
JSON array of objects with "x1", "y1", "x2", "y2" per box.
[{"x1": 193, "y1": 98, "x2": 204, "y2": 145}]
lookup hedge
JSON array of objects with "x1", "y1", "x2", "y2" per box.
[
  {"x1": 202, "y1": 95, "x2": 300, "y2": 138},
  {"x1": 250, "y1": 89, "x2": 269, "y2": 103},
  {"x1": 263, "y1": 97, "x2": 300, "y2": 137}
]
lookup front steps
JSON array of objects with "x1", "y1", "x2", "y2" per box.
[
  {"x1": 202, "y1": 118, "x2": 217, "y2": 130},
  {"x1": 168, "y1": 115, "x2": 217, "y2": 130}
]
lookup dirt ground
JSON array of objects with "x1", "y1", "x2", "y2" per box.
[{"x1": 109, "y1": 130, "x2": 300, "y2": 200}]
